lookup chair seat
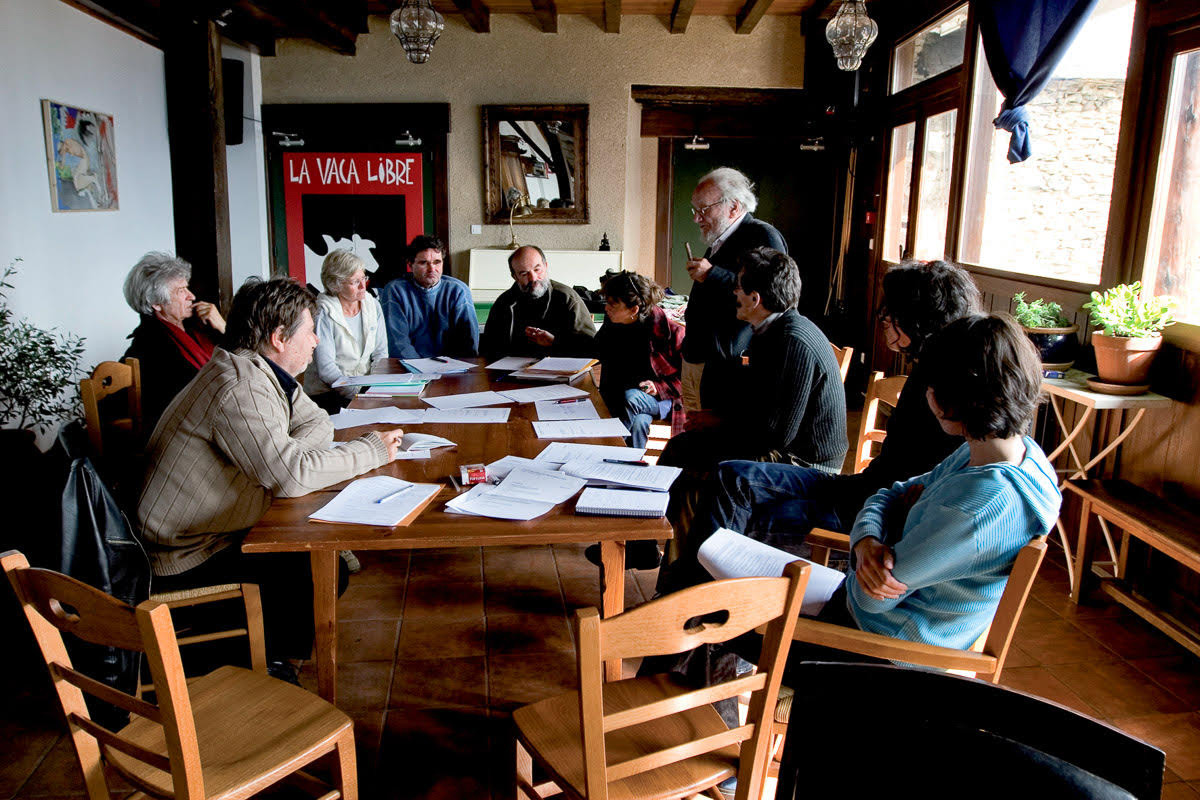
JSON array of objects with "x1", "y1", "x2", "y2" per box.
[
  {"x1": 513, "y1": 674, "x2": 738, "y2": 800},
  {"x1": 107, "y1": 665, "x2": 352, "y2": 800}
]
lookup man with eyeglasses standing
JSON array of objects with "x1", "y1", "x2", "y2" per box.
[{"x1": 681, "y1": 167, "x2": 787, "y2": 416}]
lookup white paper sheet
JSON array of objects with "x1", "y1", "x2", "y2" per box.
[
  {"x1": 309, "y1": 477, "x2": 440, "y2": 526},
  {"x1": 529, "y1": 357, "x2": 597, "y2": 373},
  {"x1": 491, "y1": 466, "x2": 586, "y2": 504},
  {"x1": 393, "y1": 449, "x2": 431, "y2": 460},
  {"x1": 332, "y1": 373, "x2": 431, "y2": 388},
  {"x1": 401, "y1": 432, "x2": 456, "y2": 451},
  {"x1": 532, "y1": 418, "x2": 631, "y2": 439},
  {"x1": 698, "y1": 528, "x2": 846, "y2": 616},
  {"x1": 498, "y1": 384, "x2": 589, "y2": 403},
  {"x1": 533, "y1": 442, "x2": 647, "y2": 464},
  {"x1": 422, "y1": 408, "x2": 511, "y2": 424},
  {"x1": 444, "y1": 483, "x2": 555, "y2": 521},
  {"x1": 422, "y1": 391, "x2": 512, "y2": 410},
  {"x1": 534, "y1": 398, "x2": 599, "y2": 421},
  {"x1": 575, "y1": 487, "x2": 669, "y2": 517},
  {"x1": 400, "y1": 357, "x2": 475, "y2": 374},
  {"x1": 485, "y1": 357, "x2": 537, "y2": 371},
  {"x1": 330, "y1": 407, "x2": 426, "y2": 430},
  {"x1": 560, "y1": 459, "x2": 681, "y2": 492},
  {"x1": 484, "y1": 455, "x2": 554, "y2": 482},
  {"x1": 360, "y1": 384, "x2": 426, "y2": 397}
]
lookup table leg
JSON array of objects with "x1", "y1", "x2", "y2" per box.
[
  {"x1": 599, "y1": 540, "x2": 626, "y2": 682},
  {"x1": 1070, "y1": 499, "x2": 1095, "y2": 604},
  {"x1": 311, "y1": 550, "x2": 339, "y2": 704}
]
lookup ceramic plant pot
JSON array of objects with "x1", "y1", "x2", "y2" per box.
[
  {"x1": 1091, "y1": 331, "x2": 1163, "y2": 385},
  {"x1": 1023, "y1": 324, "x2": 1079, "y2": 371}
]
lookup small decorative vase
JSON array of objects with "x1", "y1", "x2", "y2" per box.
[
  {"x1": 1023, "y1": 324, "x2": 1079, "y2": 371},
  {"x1": 1091, "y1": 332, "x2": 1163, "y2": 385}
]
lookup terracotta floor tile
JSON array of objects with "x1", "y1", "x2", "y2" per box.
[
  {"x1": 999, "y1": 665, "x2": 1104, "y2": 717},
  {"x1": 390, "y1": 656, "x2": 488, "y2": 709},
  {"x1": 1012, "y1": 619, "x2": 1120, "y2": 665},
  {"x1": 1073, "y1": 613, "x2": 1185, "y2": 660},
  {"x1": 338, "y1": 583, "x2": 408, "y2": 621},
  {"x1": 397, "y1": 617, "x2": 487, "y2": 659},
  {"x1": 486, "y1": 612, "x2": 574, "y2": 655},
  {"x1": 1048, "y1": 660, "x2": 1191, "y2": 718},
  {"x1": 377, "y1": 707, "x2": 498, "y2": 799},
  {"x1": 0, "y1": 722, "x2": 58, "y2": 797},
  {"x1": 351, "y1": 551, "x2": 410, "y2": 585},
  {"x1": 299, "y1": 661, "x2": 393, "y2": 714},
  {"x1": 339, "y1": 619, "x2": 400, "y2": 662},
  {"x1": 1167, "y1": 767, "x2": 1183, "y2": 783},
  {"x1": 484, "y1": 581, "x2": 565, "y2": 617},
  {"x1": 1000, "y1": 643, "x2": 1039, "y2": 669},
  {"x1": 409, "y1": 548, "x2": 483, "y2": 583},
  {"x1": 1162, "y1": 782, "x2": 1200, "y2": 799},
  {"x1": 483, "y1": 545, "x2": 559, "y2": 584},
  {"x1": 559, "y1": 574, "x2": 602, "y2": 611},
  {"x1": 1015, "y1": 595, "x2": 1060, "y2": 625},
  {"x1": 1034, "y1": 587, "x2": 1128, "y2": 620},
  {"x1": 488, "y1": 651, "x2": 577, "y2": 711},
  {"x1": 1108, "y1": 713, "x2": 1200, "y2": 781},
  {"x1": 404, "y1": 580, "x2": 485, "y2": 620},
  {"x1": 1131, "y1": 655, "x2": 1200, "y2": 710},
  {"x1": 11, "y1": 735, "x2": 86, "y2": 797},
  {"x1": 351, "y1": 708, "x2": 386, "y2": 758}
]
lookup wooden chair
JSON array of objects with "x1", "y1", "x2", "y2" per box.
[
  {"x1": 80, "y1": 358, "x2": 143, "y2": 462},
  {"x1": 3, "y1": 550, "x2": 357, "y2": 800},
  {"x1": 830, "y1": 343, "x2": 853, "y2": 384},
  {"x1": 513, "y1": 561, "x2": 811, "y2": 800}
]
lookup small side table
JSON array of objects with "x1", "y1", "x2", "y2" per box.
[{"x1": 1040, "y1": 370, "x2": 1172, "y2": 585}]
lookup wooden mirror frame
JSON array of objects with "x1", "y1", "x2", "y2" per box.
[{"x1": 482, "y1": 104, "x2": 589, "y2": 224}]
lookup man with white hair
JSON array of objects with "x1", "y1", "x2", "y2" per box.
[{"x1": 682, "y1": 167, "x2": 787, "y2": 413}]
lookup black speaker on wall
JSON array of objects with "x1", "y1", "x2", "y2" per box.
[{"x1": 222, "y1": 57, "x2": 244, "y2": 146}]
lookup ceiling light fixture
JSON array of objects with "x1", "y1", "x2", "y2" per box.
[
  {"x1": 390, "y1": 0, "x2": 445, "y2": 64},
  {"x1": 825, "y1": 1, "x2": 878, "y2": 72}
]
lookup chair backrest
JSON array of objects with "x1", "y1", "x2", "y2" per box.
[
  {"x1": 973, "y1": 535, "x2": 1048, "y2": 682},
  {"x1": 576, "y1": 561, "x2": 810, "y2": 800},
  {"x1": 852, "y1": 370, "x2": 907, "y2": 474},
  {"x1": 80, "y1": 359, "x2": 143, "y2": 461},
  {"x1": 830, "y1": 343, "x2": 853, "y2": 384},
  {"x1": 3, "y1": 550, "x2": 205, "y2": 800}
]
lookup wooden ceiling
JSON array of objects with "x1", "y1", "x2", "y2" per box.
[{"x1": 66, "y1": 0, "x2": 859, "y2": 54}]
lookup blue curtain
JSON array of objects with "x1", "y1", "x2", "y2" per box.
[{"x1": 977, "y1": 0, "x2": 1100, "y2": 163}]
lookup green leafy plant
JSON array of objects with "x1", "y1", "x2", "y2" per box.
[
  {"x1": 1083, "y1": 282, "x2": 1176, "y2": 338},
  {"x1": 0, "y1": 259, "x2": 87, "y2": 434},
  {"x1": 1012, "y1": 292, "x2": 1072, "y2": 328}
]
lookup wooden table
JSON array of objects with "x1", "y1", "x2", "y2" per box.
[{"x1": 242, "y1": 359, "x2": 670, "y2": 703}]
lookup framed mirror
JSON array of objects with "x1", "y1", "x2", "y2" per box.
[{"x1": 483, "y1": 104, "x2": 588, "y2": 224}]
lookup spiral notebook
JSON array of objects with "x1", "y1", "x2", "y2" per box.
[{"x1": 575, "y1": 487, "x2": 669, "y2": 518}]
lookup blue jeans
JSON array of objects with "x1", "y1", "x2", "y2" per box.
[{"x1": 622, "y1": 388, "x2": 671, "y2": 449}]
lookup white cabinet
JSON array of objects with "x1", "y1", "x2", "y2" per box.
[{"x1": 466, "y1": 248, "x2": 623, "y2": 302}]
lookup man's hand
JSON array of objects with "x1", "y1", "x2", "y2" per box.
[
  {"x1": 377, "y1": 428, "x2": 405, "y2": 461},
  {"x1": 525, "y1": 326, "x2": 555, "y2": 347},
  {"x1": 684, "y1": 409, "x2": 721, "y2": 431},
  {"x1": 193, "y1": 301, "x2": 227, "y2": 334},
  {"x1": 853, "y1": 537, "x2": 908, "y2": 601},
  {"x1": 685, "y1": 257, "x2": 713, "y2": 283},
  {"x1": 638, "y1": 380, "x2": 657, "y2": 397}
]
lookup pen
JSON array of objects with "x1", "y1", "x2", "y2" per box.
[
  {"x1": 434, "y1": 356, "x2": 451, "y2": 363},
  {"x1": 604, "y1": 458, "x2": 649, "y2": 467},
  {"x1": 554, "y1": 397, "x2": 586, "y2": 404},
  {"x1": 376, "y1": 485, "x2": 414, "y2": 504}
]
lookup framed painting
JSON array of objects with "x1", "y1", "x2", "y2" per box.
[{"x1": 41, "y1": 99, "x2": 118, "y2": 212}]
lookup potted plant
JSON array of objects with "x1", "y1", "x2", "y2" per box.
[
  {"x1": 1012, "y1": 292, "x2": 1079, "y2": 371},
  {"x1": 1082, "y1": 281, "x2": 1175, "y2": 387}
]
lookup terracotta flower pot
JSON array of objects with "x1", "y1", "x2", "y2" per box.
[
  {"x1": 1023, "y1": 324, "x2": 1079, "y2": 371},
  {"x1": 1090, "y1": 331, "x2": 1163, "y2": 385}
]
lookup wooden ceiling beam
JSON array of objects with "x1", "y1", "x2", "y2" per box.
[
  {"x1": 669, "y1": 0, "x2": 695, "y2": 34},
  {"x1": 603, "y1": 0, "x2": 620, "y2": 32},
  {"x1": 60, "y1": 0, "x2": 162, "y2": 45},
  {"x1": 451, "y1": 0, "x2": 491, "y2": 32},
  {"x1": 735, "y1": 0, "x2": 775, "y2": 33},
  {"x1": 530, "y1": 0, "x2": 558, "y2": 32},
  {"x1": 233, "y1": 0, "x2": 360, "y2": 55}
]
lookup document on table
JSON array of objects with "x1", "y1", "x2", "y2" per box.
[
  {"x1": 444, "y1": 483, "x2": 555, "y2": 521},
  {"x1": 498, "y1": 384, "x2": 589, "y2": 403},
  {"x1": 560, "y1": 459, "x2": 681, "y2": 492},
  {"x1": 485, "y1": 356, "x2": 537, "y2": 371},
  {"x1": 575, "y1": 487, "x2": 670, "y2": 518},
  {"x1": 422, "y1": 408, "x2": 511, "y2": 424},
  {"x1": 532, "y1": 418, "x2": 631, "y2": 439},
  {"x1": 330, "y1": 407, "x2": 426, "y2": 430},
  {"x1": 309, "y1": 477, "x2": 441, "y2": 527},
  {"x1": 534, "y1": 398, "x2": 599, "y2": 421},
  {"x1": 485, "y1": 455, "x2": 554, "y2": 482},
  {"x1": 491, "y1": 466, "x2": 586, "y2": 504},
  {"x1": 422, "y1": 391, "x2": 512, "y2": 410},
  {"x1": 400, "y1": 432, "x2": 456, "y2": 451},
  {"x1": 698, "y1": 528, "x2": 846, "y2": 616},
  {"x1": 332, "y1": 373, "x2": 430, "y2": 388},
  {"x1": 528, "y1": 357, "x2": 598, "y2": 374},
  {"x1": 400, "y1": 357, "x2": 475, "y2": 374},
  {"x1": 534, "y1": 442, "x2": 647, "y2": 464},
  {"x1": 360, "y1": 384, "x2": 426, "y2": 397}
]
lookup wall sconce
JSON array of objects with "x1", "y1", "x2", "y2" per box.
[
  {"x1": 390, "y1": 0, "x2": 445, "y2": 64},
  {"x1": 506, "y1": 190, "x2": 534, "y2": 249},
  {"x1": 683, "y1": 135, "x2": 710, "y2": 151},
  {"x1": 825, "y1": 1, "x2": 878, "y2": 71}
]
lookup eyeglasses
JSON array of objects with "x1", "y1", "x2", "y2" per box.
[{"x1": 690, "y1": 198, "x2": 728, "y2": 218}]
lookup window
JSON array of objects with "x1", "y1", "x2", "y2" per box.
[
  {"x1": 913, "y1": 109, "x2": 957, "y2": 260},
  {"x1": 958, "y1": 0, "x2": 1136, "y2": 284},
  {"x1": 1141, "y1": 45, "x2": 1200, "y2": 324},
  {"x1": 882, "y1": 122, "x2": 915, "y2": 262},
  {"x1": 891, "y1": 6, "x2": 969, "y2": 94}
]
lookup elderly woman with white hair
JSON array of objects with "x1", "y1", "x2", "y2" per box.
[
  {"x1": 304, "y1": 249, "x2": 389, "y2": 413},
  {"x1": 123, "y1": 251, "x2": 226, "y2": 434}
]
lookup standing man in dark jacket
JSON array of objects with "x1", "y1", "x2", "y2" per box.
[
  {"x1": 682, "y1": 167, "x2": 787, "y2": 414},
  {"x1": 480, "y1": 245, "x2": 596, "y2": 359}
]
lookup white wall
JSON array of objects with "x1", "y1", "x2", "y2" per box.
[
  {"x1": 0, "y1": 0, "x2": 175, "y2": 376},
  {"x1": 222, "y1": 42, "x2": 271, "y2": 289}
]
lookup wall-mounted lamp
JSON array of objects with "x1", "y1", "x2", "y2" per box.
[
  {"x1": 826, "y1": 1, "x2": 878, "y2": 71},
  {"x1": 273, "y1": 131, "x2": 305, "y2": 147},
  {"x1": 395, "y1": 131, "x2": 423, "y2": 147},
  {"x1": 683, "y1": 135, "x2": 710, "y2": 151},
  {"x1": 506, "y1": 189, "x2": 534, "y2": 249}
]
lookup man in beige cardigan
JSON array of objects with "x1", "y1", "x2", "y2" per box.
[{"x1": 138, "y1": 277, "x2": 403, "y2": 677}]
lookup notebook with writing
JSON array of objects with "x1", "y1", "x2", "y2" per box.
[{"x1": 574, "y1": 487, "x2": 669, "y2": 518}]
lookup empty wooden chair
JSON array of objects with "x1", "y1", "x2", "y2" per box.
[
  {"x1": 80, "y1": 358, "x2": 143, "y2": 473},
  {"x1": 3, "y1": 550, "x2": 357, "y2": 800},
  {"x1": 513, "y1": 561, "x2": 811, "y2": 800},
  {"x1": 830, "y1": 343, "x2": 853, "y2": 384}
]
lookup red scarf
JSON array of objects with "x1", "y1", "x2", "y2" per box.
[{"x1": 160, "y1": 317, "x2": 215, "y2": 371}]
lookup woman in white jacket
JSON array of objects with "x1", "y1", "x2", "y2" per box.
[{"x1": 304, "y1": 249, "x2": 388, "y2": 413}]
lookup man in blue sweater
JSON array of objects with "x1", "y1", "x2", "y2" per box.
[{"x1": 380, "y1": 235, "x2": 479, "y2": 359}]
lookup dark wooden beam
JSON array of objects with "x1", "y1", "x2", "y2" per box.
[
  {"x1": 530, "y1": 0, "x2": 558, "y2": 32},
  {"x1": 451, "y1": 0, "x2": 491, "y2": 32},
  {"x1": 163, "y1": 14, "x2": 234, "y2": 311},
  {"x1": 632, "y1": 85, "x2": 811, "y2": 107},
  {"x1": 735, "y1": 0, "x2": 775, "y2": 33},
  {"x1": 234, "y1": 0, "x2": 360, "y2": 55},
  {"x1": 60, "y1": 0, "x2": 161, "y2": 45},
  {"x1": 603, "y1": 0, "x2": 621, "y2": 32},
  {"x1": 669, "y1": 0, "x2": 695, "y2": 33}
]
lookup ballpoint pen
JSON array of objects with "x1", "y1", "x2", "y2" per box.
[
  {"x1": 433, "y1": 356, "x2": 451, "y2": 363},
  {"x1": 554, "y1": 397, "x2": 587, "y2": 404},
  {"x1": 376, "y1": 485, "x2": 414, "y2": 503},
  {"x1": 603, "y1": 458, "x2": 650, "y2": 467}
]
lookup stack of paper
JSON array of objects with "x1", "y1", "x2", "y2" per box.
[
  {"x1": 526, "y1": 357, "x2": 598, "y2": 375},
  {"x1": 697, "y1": 528, "x2": 846, "y2": 616},
  {"x1": 400, "y1": 432, "x2": 456, "y2": 452},
  {"x1": 532, "y1": 418, "x2": 631, "y2": 439},
  {"x1": 422, "y1": 391, "x2": 512, "y2": 409},
  {"x1": 361, "y1": 384, "x2": 427, "y2": 398},
  {"x1": 498, "y1": 384, "x2": 589, "y2": 403},
  {"x1": 400, "y1": 357, "x2": 475, "y2": 374},
  {"x1": 534, "y1": 442, "x2": 647, "y2": 464},
  {"x1": 332, "y1": 373, "x2": 433, "y2": 388},
  {"x1": 560, "y1": 459, "x2": 681, "y2": 492},
  {"x1": 484, "y1": 455, "x2": 545, "y2": 482},
  {"x1": 445, "y1": 484, "x2": 554, "y2": 521},
  {"x1": 444, "y1": 465, "x2": 586, "y2": 520},
  {"x1": 330, "y1": 407, "x2": 426, "y2": 430},
  {"x1": 485, "y1": 357, "x2": 537, "y2": 371},
  {"x1": 422, "y1": 408, "x2": 511, "y2": 424},
  {"x1": 534, "y1": 398, "x2": 599, "y2": 421},
  {"x1": 309, "y1": 476, "x2": 441, "y2": 527},
  {"x1": 575, "y1": 488, "x2": 670, "y2": 518}
]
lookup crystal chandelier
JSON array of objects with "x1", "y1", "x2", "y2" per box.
[
  {"x1": 825, "y1": 1, "x2": 878, "y2": 72},
  {"x1": 390, "y1": 0, "x2": 445, "y2": 65}
]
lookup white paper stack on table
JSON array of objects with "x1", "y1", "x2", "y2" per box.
[
  {"x1": 399, "y1": 432, "x2": 456, "y2": 452},
  {"x1": 330, "y1": 406, "x2": 426, "y2": 430},
  {"x1": 400, "y1": 356, "x2": 476, "y2": 374},
  {"x1": 698, "y1": 528, "x2": 846, "y2": 616},
  {"x1": 532, "y1": 418, "x2": 631, "y2": 439},
  {"x1": 534, "y1": 398, "x2": 599, "y2": 421},
  {"x1": 560, "y1": 459, "x2": 681, "y2": 491},
  {"x1": 333, "y1": 372, "x2": 436, "y2": 397},
  {"x1": 309, "y1": 476, "x2": 442, "y2": 527},
  {"x1": 422, "y1": 408, "x2": 511, "y2": 424},
  {"x1": 509, "y1": 356, "x2": 597, "y2": 383},
  {"x1": 575, "y1": 488, "x2": 670, "y2": 519},
  {"x1": 422, "y1": 391, "x2": 512, "y2": 409},
  {"x1": 445, "y1": 465, "x2": 586, "y2": 520},
  {"x1": 485, "y1": 356, "x2": 536, "y2": 371},
  {"x1": 534, "y1": 442, "x2": 647, "y2": 464},
  {"x1": 498, "y1": 384, "x2": 588, "y2": 403}
]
